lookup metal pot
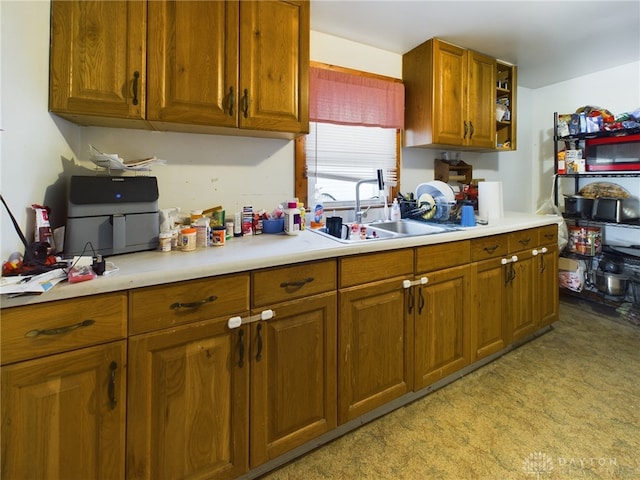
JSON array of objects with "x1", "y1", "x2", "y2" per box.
[{"x1": 595, "y1": 270, "x2": 630, "y2": 296}]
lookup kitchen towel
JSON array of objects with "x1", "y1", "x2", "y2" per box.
[{"x1": 478, "y1": 181, "x2": 504, "y2": 223}]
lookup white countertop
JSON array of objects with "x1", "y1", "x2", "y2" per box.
[{"x1": 1, "y1": 212, "x2": 561, "y2": 308}]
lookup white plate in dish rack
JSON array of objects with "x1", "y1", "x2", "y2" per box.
[{"x1": 415, "y1": 181, "x2": 456, "y2": 203}]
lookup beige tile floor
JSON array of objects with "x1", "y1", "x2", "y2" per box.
[{"x1": 259, "y1": 300, "x2": 640, "y2": 480}]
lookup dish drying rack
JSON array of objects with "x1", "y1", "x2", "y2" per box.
[{"x1": 400, "y1": 198, "x2": 460, "y2": 223}]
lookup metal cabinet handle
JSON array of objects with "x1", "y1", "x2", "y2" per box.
[
  {"x1": 170, "y1": 295, "x2": 217, "y2": 310},
  {"x1": 132, "y1": 71, "x2": 140, "y2": 106},
  {"x1": 518, "y1": 237, "x2": 531, "y2": 246},
  {"x1": 484, "y1": 244, "x2": 499, "y2": 254},
  {"x1": 255, "y1": 323, "x2": 263, "y2": 361},
  {"x1": 463, "y1": 121, "x2": 468, "y2": 139},
  {"x1": 469, "y1": 121, "x2": 474, "y2": 139},
  {"x1": 242, "y1": 89, "x2": 249, "y2": 118},
  {"x1": 25, "y1": 319, "x2": 95, "y2": 338},
  {"x1": 108, "y1": 361, "x2": 118, "y2": 409},
  {"x1": 228, "y1": 87, "x2": 235, "y2": 116},
  {"x1": 280, "y1": 277, "x2": 314, "y2": 289},
  {"x1": 418, "y1": 287, "x2": 425, "y2": 315},
  {"x1": 237, "y1": 329, "x2": 245, "y2": 368},
  {"x1": 408, "y1": 287, "x2": 415, "y2": 314}
]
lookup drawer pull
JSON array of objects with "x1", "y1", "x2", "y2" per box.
[
  {"x1": 25, "y1": 319, "x2": 95, "y2": 338},
  {"x1": 518, "y1": 237, "x2": 532, "y2": 246},
  {"x1": 170, "y1": 295, "x2": 218, "y2": 310},
  {"x1": 280, "y1": 277, "x2": 314, "y2": 289},
  {"x1": 108, "y1": 361, "x2": 118, "y2": 409},
  {"x1": 483, "y1": 245, "x2": 499, "y2": 254}
]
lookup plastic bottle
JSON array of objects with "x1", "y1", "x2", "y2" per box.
[
  {"x1": 390, "y1": 198, "x2": 402, "y2": 221},
  {"x1": 284, "y1": 201, "x2": 301, "y2": 235},
  {"x1": 298, "y1": 201, "x2": 306, "y2": 230},
  {"x1": 311, "y1": 186, "x2": 325, "y2": 229}
]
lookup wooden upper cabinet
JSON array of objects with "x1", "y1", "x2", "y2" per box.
[
  {"x1": 403, "y1": 38, "x2": 509, "y2": 151},
  {"x1": 49, "y1": 0, "x2": 147, "y2": 127},
  {"x1": 146, "y1": 0, "x2": 239, "y2": 128},
  {"x1": 239, "y1": 0, "x2": 309, "y2": 134},
  {"x1": 49, "y1": 0, "x2": 309, "y2": 137},
  {"x1": 466, "y1": 50, "x2": 496, "y2": 149}
]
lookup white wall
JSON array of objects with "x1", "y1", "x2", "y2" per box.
[{"x1": 1, "y1": 1, "x2": 639, "y2": 260}]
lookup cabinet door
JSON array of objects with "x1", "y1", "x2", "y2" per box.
[
  {"x1": 466, "y1": 51, "x2": 496, "y2": 148},
  {"x1": 339, "y1": 278, "x2": 412, "y2": 423},
  {"x1": 472, "y1": 257, "x2": 507, "y2": 360},
  {"x1": 239, "y1": 0, "x2": 309, "y2": 133},
  {"x1": 49, "y1": 0, "x2": 146, "y2": 122},
  {"x1": 415, "y1": 265, "x2": 471, "y2": 389},
  {"x1": 127, "y1": 318, "x2": 249, "y2": 480},
  {"x1": 507, "y1": 249, "x2": 537, "y2": 343},
  {"x1": 250, "y1": 293, "x2": 337, "y2": 467},
  {"x1": 147, "y1": 1, "x2": 239, "y2": 128},
  {"x1": 2, "y1": 341, "x2": 126, "y2": 480},
  {"x1": 538, "y1": 243, "x2": 559, "y2": 327},
  {"x1": 431, "y1": 40, "x2": 467, "y2": 146}
]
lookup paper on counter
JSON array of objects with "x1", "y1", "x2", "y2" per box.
[
  {"x1": 89, "y1": 144, "x2": 166, "y2": 171},
  {"x1": 0, "y1": 269, "x2": 67, "y2": 296}
]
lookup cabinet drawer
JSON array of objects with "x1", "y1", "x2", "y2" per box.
[
  {"x1": 539, "y1": 224, "x2": 558, "y2": 245},
  {"x1": 416, "y1": 240, "x2": 470, "y2": 273},
  {"x1": 130, "y1": 273, "x2": 250, "y2": 335},
  {"x1": 252, "y1": 260, "x2": 336, "y2": 307},
  {"x1": 471, "y1": 234, "x2": 508, "y2": 261},
  {"x1": 1, "y1": 292, "x2": 127, "y2": 365},
  {"x1": 508, "y1": 228, "x2": 540, "y2": 252},
  {"x1": 340, "y1": 249, "x2": 413, "y2": 288}
]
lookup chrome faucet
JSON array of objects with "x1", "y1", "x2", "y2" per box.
[{"x1": 355, "y1": 169, "x2": 385, "y2": 224}]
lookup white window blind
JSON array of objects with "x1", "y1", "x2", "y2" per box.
[{"x1": 306, "y1": 122, "x2": 398, "y2": 202}]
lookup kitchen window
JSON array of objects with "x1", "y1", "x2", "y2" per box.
[{"x1": 295, "y1": 63, "x2": 404, "y2": 210}]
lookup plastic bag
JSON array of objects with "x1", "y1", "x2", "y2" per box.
[{"x1": 536, "y1": 176, "x2": 568, "y2": 251}]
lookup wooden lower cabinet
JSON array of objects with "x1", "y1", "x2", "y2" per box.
[
  {"x1": 538, "y1": 228, "x2": 560, "y2": 328},
  {"x1": 250, "y1": 293, "x2": 337, "y2": 467},
  {"x1": 506, "y1": 247, "x2": 538, "y2": 343},
  {"x1": 338, "y1": 277, "x2": 412, "y2": 423},
  {"x1": 414, "y1": 265, "x2": 472, "y2": 389},
  {"x1": 127, "y1": 317, "x2": 249, "y2": 480},
  {"x1": 472, "y1": 257, "x2": 508, "y2": 360},
  {"x1": 2, "y1": 341, "x2": 127, "y2": 480}
]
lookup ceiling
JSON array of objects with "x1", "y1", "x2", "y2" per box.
[{"x1": 310, "y1": 1, "x2": 640, "y2": 89}]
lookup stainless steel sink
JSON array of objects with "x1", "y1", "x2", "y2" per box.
[
  {"x1": 371, "y1": 220, "x2": 448, "y2": 235},
  {"x1": 309, "y1": 224, "x2": 402, "y2": 244},
  {"x1": 308, "y1": 219, "x2": 453, "y2": 244}
]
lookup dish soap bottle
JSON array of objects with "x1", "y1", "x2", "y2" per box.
[
  {"x1": 311, "y1": 186, "x2": 325, "y2": 229},
  {"x1": 390, "y1": 198, "x2": 402, "y2": 221}
]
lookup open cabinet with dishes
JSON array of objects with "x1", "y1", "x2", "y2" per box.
[{"x1": 552, "y1": 112, "x2": 640, "y2": 307}]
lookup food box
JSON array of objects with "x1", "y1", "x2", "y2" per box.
[{"x1": 558, "y1": 257, "x2": 586, "y2": 292}]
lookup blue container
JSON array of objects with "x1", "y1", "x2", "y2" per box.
[{"x1": 262, "y1": 218, "x2": 284, "y2": 233}]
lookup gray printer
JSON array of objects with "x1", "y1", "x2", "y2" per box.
[{"x1": 64, "y1": 176, "x2": 159, "y2": 256}]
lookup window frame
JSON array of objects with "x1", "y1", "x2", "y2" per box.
[{"x1": 295, "y1": 62, "x2": 401, "y2": 207}]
